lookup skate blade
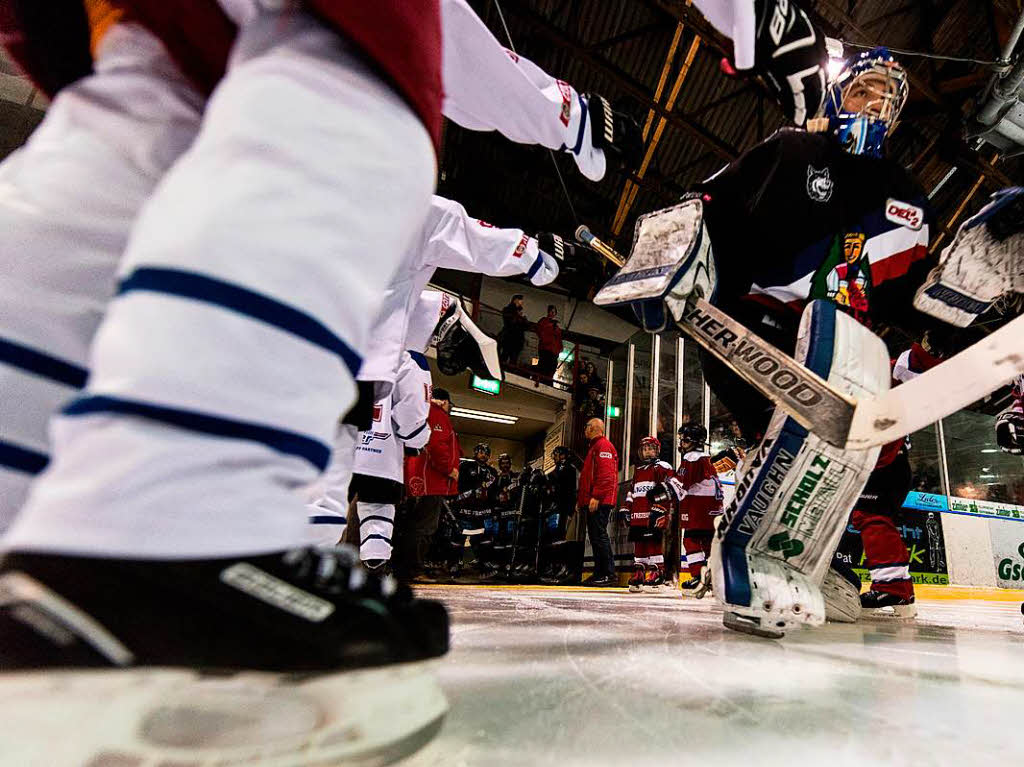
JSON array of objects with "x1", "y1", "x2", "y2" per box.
[
  {"x1": 722, "y1": 611, "x2": 785, "y2": 639},
  {"x1": 628, "y1": 584, "x2": 642, "y2": 593},
  {"x1": 864, "y1": 603, "x2": 918, "y2": 619},
  {"x1": 1, "y1": 660, "x2": 446, "y2": 767}
]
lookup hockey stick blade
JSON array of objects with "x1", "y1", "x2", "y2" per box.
[{"x1": 846, "y1": 313, "x2": 1024, "y2": 449}]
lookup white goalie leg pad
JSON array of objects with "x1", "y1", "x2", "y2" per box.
[
  {"x1": 712, "y1": 301, "x2": 888, "y2": 636},
  {"x1": 593, "y1": 197, "x2": 716, "y2": 332},
  {"x1": 914, "y1": 187, "x2": 1024, "y2": 327},
  {"x1": 822, "y1": 567, "x2": 862, "y2": 623}
]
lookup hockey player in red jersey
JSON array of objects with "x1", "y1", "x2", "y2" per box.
[
  {"x1": 670, "y1": 424, "x2": 725, "y2": 592},
  {"x1": 852, "y1": 331, "x2": 949, "y2": 615},
  {"x1": 619, "y1": 436, "x2": 674, "y2": 592}
]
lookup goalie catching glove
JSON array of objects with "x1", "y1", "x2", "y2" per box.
[{"x1": 914, "y1": 186, "x2": 1024, "y2": 326}]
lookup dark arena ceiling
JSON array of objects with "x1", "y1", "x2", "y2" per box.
[
  {"x1": 439, "y1": 0, "x2": 1023, "y2": 263},
  {"x1": 437, "y1": 0, "x2": 1024, "y2": 406}
]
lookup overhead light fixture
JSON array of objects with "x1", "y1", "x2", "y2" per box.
[
  {"x1": 450, "y1": 406, "x2": 518, "y2": 425},
  {"x1": 981, "y1": 448, "x2": 999, "y2": 453}
]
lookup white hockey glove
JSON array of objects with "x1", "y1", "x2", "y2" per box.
[
  {"x1": 529, "y1": 249, "x2": 559, "y2": 287},
  {"x1": 914, "y1": 187, "x2": 1024, "y2": 326}
]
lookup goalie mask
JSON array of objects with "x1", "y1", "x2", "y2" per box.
[{"x1": 823, "y1": 47, "x2": 907, "y2": 157}]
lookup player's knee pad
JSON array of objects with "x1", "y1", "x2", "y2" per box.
[{"x1": 713, "y1": 301, "x2": 888, "y2": 634}]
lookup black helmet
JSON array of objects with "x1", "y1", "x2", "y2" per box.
[
  {"x1": 498, "y1": 452, "x2": 512, "y2": 470},
  {"x1": 474, "y1": 442, "x2": 491, "y2": 456},
  {"x1": 552, "y1": 445, "x2": 570, "y2": 460},
  {"x1": 678, "y1": 423, "x2": 708, "y2": 447}
]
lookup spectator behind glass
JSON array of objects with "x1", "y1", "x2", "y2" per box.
[
  {"x1": 498, "y1": 293, "x2": 529, "y2": 368},
  {"x1": 534, "y1": 304, "x2": 562, "y2": 381}
]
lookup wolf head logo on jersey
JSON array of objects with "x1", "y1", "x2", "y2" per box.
[{"x1": 806, "y1": 166, "x2": 833, "y2": 203}]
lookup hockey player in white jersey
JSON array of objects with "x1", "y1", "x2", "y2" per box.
[
  {"x1": 348, "y1": 347, "x2": 433, "y2": 574},
  {"x1": 307, "y1": 291, "x2": 479, "y2": 548},
  {"x1": 442, "y1": 0, "x2": 641, "y2": 181},
  {"x1": 307, "y1": 194, "x2": 569, "y2": 541}
]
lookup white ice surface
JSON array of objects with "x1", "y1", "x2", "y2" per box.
[{"x1": 400, "y1": 586, "x2": 1024, "y2": 767}]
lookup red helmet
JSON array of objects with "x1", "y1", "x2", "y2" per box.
[{"x1": 639, "y1": 436, "x2": 661, "y2": 456}]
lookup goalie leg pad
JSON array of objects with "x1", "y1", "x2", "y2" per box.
[
  {"x1": 822, "y1": 566, "x2": 862, "y2": 623},
  {"x1": 593, "y1": 198, "x2": 717, "y2": 332},
  {"x1": 712, "y1": 301, "x2": 887, "y2": 636}
]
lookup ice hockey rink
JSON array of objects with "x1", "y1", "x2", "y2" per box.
[{"x1": 400, "y1": 585, "x2": 1024, "y2": 767}]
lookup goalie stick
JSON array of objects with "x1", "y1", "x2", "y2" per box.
[{"x1": 575, "y1": 225, "x2": 1024, "y2": 450}]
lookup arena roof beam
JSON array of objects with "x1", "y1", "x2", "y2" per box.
[{"x1": 497, "y1": 0, "x2": 740, "y2": 163}]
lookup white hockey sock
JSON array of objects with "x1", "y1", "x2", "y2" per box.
[
  {"x1": 5, "y1": 8, "x2": 434, "y2": 559},
  {"x1": 306, "y1": 424, "x2": 357, "y2": 545},
  {"x1": 358, "y1": 502, "x2": 396, "y2": 562},
  {"x1": 0, "y1": 23, "x2": 203, "y2": 531}
]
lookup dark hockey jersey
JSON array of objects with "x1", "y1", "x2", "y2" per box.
[
  {"x1": 456, "y1": 460, "x2": 497, "y2": 519},
  {"x1": 699, "y1": 129, "x2": 932, "y2": 342}
]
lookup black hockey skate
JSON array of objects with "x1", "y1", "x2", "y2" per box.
[
  {"x1": 860, "y1": 589, "x2": 917, "y2": 617},
  {"x1": 627, "y1": 564, "x2": 646, "y2": 593},
  {"x1": 0, "y1": 546, "x2": 448, "y2": 766}
]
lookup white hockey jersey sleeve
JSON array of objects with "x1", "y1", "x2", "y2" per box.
[
  {"x1": 391, "y1": 351, "x2": 432, "y2": 451},
  {"x1": 442, "y1": 0, "x2": 585, "y2": 151},
  {"x1": 419, "y1": 195, "x2": 558, "y2": 286}
]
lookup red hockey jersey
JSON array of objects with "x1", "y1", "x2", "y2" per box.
[
  {"x1": 621, "y1": 459, "x2": 674, "y2": 528},
  {"x1": 671, "y1": 450, "x2": 723, "y2": 530}
]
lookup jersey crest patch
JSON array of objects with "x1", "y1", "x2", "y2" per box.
[
  {"x1": 806, "y1": 165, "x2": 833, "y2": 203},
  {"x1": 809, "y1": 231, "x2": 872, "y2": 314}
]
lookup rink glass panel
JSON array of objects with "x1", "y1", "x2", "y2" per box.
[
  {"x1": 943, "y1": 410, "x2": 1024, "y2": 505},
  {"x1": 656, "y1": 331, "x2": 678, "y2": 464},
  {"x1": 606, "y1": 343, "x2": 628, "y2": 474},
  {"x1": 626, "y1": 331, "x2": 652, "y2": 474}
]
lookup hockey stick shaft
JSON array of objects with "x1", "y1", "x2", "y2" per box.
[
  {"x1": 846, "y1": 312, "x2": 1024, "y2": 448},
  {"x1": 575, "y1": 227, "x2": 856, "y2": 447}
]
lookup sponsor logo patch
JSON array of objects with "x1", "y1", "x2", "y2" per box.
[
  {"x1": 885, "y1": 199, "x2": 924, "y2": 230},
  {"x1": 513, "y1": 233, "x2": 530, "y2": 258},
  {"x1": 220, "y1": 563, "x2": 335, "y2": 622},
  {"x1": 556, "y1": 79, "x2": 573, "y2": 126}
]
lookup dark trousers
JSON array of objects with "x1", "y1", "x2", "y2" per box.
[
  {"x1": 587, "y1": 505, "x2": 615, "y2": 578},
  {"x1": 537, "y1": 349, "x2": 558, "y2": 378},
  {"x1": 392, "y1": 495, "x2": 446, "y2": 578}
]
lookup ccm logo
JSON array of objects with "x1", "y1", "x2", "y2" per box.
[{"x1": 885, "y1": 199, "x2": 924, "y2": 230}]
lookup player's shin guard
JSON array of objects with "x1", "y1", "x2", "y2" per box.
[
  {"x1": 852, "y1": 509, "x2": 914, "y2": 601},
  {"x1": 712, "y1": 301, "x2": 889, "y2": 637}
]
